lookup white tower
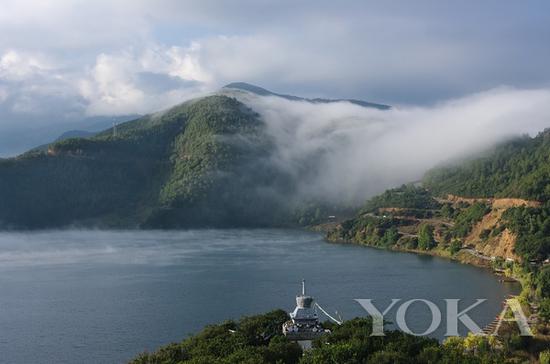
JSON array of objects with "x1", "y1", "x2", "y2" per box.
[{"x1": 282, "y1": 280, "x2": 329, "y2": 349}]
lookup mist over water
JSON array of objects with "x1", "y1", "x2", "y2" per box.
[
  {"x1": 227, "y1": 87, "x2": 550, "y2": 204},
  {"x1": 0, "y1": 230, "x2": 209, "y2": 267},
  {"x1": 0, "y1": 229, "x2": 519, "y2": 363}
]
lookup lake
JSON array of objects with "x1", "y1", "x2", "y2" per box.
[{"x1": 0, "y1": 229, "x2": 519, "y2": 363}]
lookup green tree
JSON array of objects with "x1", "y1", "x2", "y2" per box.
[
  {"x1": 418, "y1": 224, "x2": 436, "y2": 250},
  {"x1": 440, "y1": 203, "x2": 454, "y2": 218},
  {"x1": 537, "y1": 266, "x2": 550, "y2": 298},
  {"x1": 381, "y1": 226, "x2": 399, "y2": 247},
  {"x1": 479, "y1": 229, "x2": 491, "y2": 241},
  {"x1": 449, "y1": 240, "x2": 462, "y2": 255},
  {"x1": 539, "y1": 298, "x2": 550, "y2": 322}
]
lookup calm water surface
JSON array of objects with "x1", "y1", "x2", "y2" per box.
[{"x1": 0, "y1": 229, "x2": 519, "y2": 363}]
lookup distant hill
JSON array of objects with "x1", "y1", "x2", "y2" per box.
[
  {"x1": 54, "y1": 130, "x2": 97, "y2": 141},
  {"x1": 30, "y1": 114, "x2": 140, "y2": 153},
  {"x1": 223, "y1": 82, "x2": 391, "y2": 110}
]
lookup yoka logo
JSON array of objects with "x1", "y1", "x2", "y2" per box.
[{"x1": 355, "y1": 297, "x2": 533, "y2": 337}]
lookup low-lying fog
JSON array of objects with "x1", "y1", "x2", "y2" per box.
[
  {"x1": 226, "y1": 87, "x2": 550, "y2": 204},
  {"x1": 0, "y1": 230, "x2": 218, "y2": 267},
  {"x1": 0, "y1": 229, "x2": 311, "y2": 267}
]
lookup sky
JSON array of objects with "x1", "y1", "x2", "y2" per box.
[{"x1": 1, "y1": 0, "x2": 550, "y2": 155}]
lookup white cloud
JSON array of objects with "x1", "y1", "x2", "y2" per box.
[
  {"x1": 139, "y1": 43, "x2": 212, "y2": 83},
  {"x1": 0, "y1": 49, "x2": 85, "y2": 118},
  {"x1": 0, "y1": 50, "x2": 52, "y2": 80},
  {"x1": 234, "y1": 87, "x2": 550, "y2": 205},
  {"x1": 77, "y1": 46, "x2": 212, "y2": 115},
  {"x1": 79, "y1": 52, "x2": 146, "y2": 115}
]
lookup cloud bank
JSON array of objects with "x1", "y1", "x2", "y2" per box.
[{"x1": 231, "y1": 87, "x2": 550, "y2": 205}]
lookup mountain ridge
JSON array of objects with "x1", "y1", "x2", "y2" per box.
[{"x1": 223, "y1": 82, "x2": 391, "y2": 109}]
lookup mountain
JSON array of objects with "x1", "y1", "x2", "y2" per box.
[
  {"x1": 0, "y1": 95, "x2": 301, "y2": 229},
  {"x1": 0, "y1": 83, "x2": 392, "y2": 229},
  {"x1": 223, "y1": 82, "x2": 391, "y2": 109}
]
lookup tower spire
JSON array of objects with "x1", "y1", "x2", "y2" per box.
[{"x1": 302, "y1": 279, "x2": 305, "y2": 296}]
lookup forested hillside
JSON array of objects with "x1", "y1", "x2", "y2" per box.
[
  {"x1": 144, "y1": 96, "x2": 294, "y2": 227},
  {"x1": 423, "y1": 130, "x2": 550, "y2": 201},
  {"x1": 0, "y1": 96, "x2": 297, "y2": 228}
]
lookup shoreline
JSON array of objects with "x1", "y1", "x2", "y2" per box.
[{"x1": 324, "y1": 235, "x2": 521, "y2": 284}]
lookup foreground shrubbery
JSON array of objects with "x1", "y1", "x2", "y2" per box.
[
  {"x1": 131, "y1": 310, "x2": 301, "y2": 364},
  {"x1": 131, "y1": 311, "x2": 513, "y2": 364}
]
